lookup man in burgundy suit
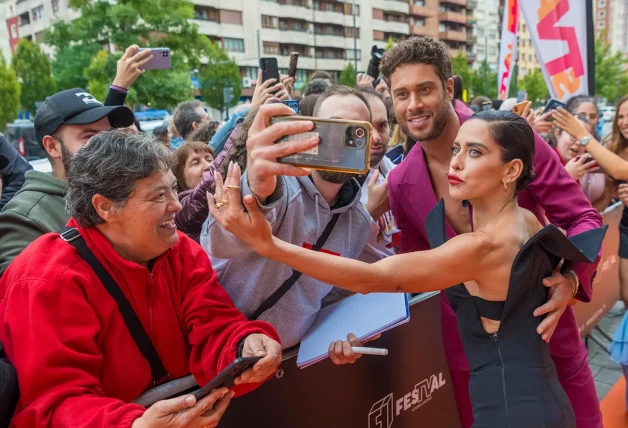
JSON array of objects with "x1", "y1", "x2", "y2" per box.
[{"x1": 383, "y1": 38, "x2": 603, "y2": 427}]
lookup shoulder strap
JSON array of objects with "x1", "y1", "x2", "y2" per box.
[
  {"x1": 59, "y1": 227, "x2": 170, "y2": 386},
  {"x1": 250, "y1": 213, "x2": 341, "y2": 320}
]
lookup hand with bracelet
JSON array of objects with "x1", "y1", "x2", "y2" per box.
[{"x1": 553, "y1": 107, "x2": 628, "y2": 180}]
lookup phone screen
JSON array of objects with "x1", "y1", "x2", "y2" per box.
[
  {"x1": 281, "y1": 100, "x2": 300, "y2": 114},
  {"x1": 192, "y1": 357, "x2": 262, "y2": 400}
]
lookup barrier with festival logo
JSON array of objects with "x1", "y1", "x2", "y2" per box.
[{"x1": 218, "y1": 292, "x2": 461, "y2": 428}]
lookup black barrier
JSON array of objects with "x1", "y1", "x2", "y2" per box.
[
  {"x1": 218, "y1": 292, "x2": 461, "y2": 428},
  {"x1": 574, "y1": 202, "x2": 621, "y2": 337}
]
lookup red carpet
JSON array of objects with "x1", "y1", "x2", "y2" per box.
[{"x1": 601, "y1": 376, "x2": 628, "y2": 428}]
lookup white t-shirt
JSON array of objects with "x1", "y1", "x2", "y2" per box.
[{"x1": 358, "y1": 157, "x2": 401, "y2": 263}]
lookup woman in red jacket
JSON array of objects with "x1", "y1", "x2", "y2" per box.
[{"x1": 0, "y1": 130, "x2": 281, "y2": 428}]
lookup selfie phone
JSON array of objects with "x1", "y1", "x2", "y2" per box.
[
  {"x1": 512, "y1": 101, "x2": 531, "y2": 117},
  {"x1": 281, "y1": 99, "x2": 300, "y2": 114},
  {"x1": 287, "y1": 52, "x2": 299, "y2": 80},
  {"x1": 192, "y1": 357, "x2": 262, "y2": 400},
  {"x1": 481, "y1": 101, "x2": 492, "y2": 111},
  {"x1": 259, "y1": 57, "x2": 280, "y2": 94},
  {"x1": 138, "y1": 48, "x2": 171, "y2": 70},
  {"x1": 271, "y1": 116, "x2": 373, "y2": 174},
  {"x1": 543, "y1": 98, "x2": 566, "y2": 115},
  {"x1": 385, "y1": 144, "x2": 405, "y2": 165}
]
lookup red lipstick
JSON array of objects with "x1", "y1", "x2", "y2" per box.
[{"x1": 447, "y1": 174, "x2": 464, "y2": 185}]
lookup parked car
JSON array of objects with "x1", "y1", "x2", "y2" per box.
[{"x1": 4, "y1": 120, "x2": 44, "y2": 161}]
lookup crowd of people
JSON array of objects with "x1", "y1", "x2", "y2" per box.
[{"x1": 0, "y1": 36, "x2": 627, "y2": 427}]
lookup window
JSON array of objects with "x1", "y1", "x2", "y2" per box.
[
  {"x1": 32, "y1": 5, "x2": 44, "y2": 22},
  {"x1": 245, "y1": 67, "x2": 258, "y2": 80},
  {"x1": 477, "y1": 28, "x2": 484, "y2": 37},
  {"x1": 477, "y1": 47, "x2": 484, "y2": 55},
  {"x1": 528, "y1": 53, "x2": 532, "y2": 62},
  {"x1": 439, "y1": 24, "x2": 445, "y2": 32},
  {"x1": 223, "y1": 38, "x2": 244, "y2": 53},
  {"x1": 293, "y1": 20, "x2": 302, "y2": 31},
  {"x1": 263, "y1": 42, "x2": 279, "y2": 55},
  {"x1": 345, "y1": 49, "x2": 361, "y2": 60},
  {"x1": 51, "y1": 0, "x2": 59, "y2": 14},
  {"x1": 345, "y1": 26, "x2": 359, "y2": 38},
  {"x1": 262, "y1": 15, "x2": 278, "y2": 28},
  {"x1": 414, "y1": 0, "x2": 425, "y2": 5},
  {"x1": 194, "y1": 6, "x2": 219, "y2": 22},
  {"x1": 18, "y1": 12, "x2": 30, "y2": 27}
]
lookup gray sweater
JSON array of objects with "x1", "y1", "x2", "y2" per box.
[{"x1": 201, "y1": 173, "x2": 371, "y2": 348}]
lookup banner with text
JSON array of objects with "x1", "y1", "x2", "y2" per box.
[
  {"x1": 497, "y1": 0, "x2": 519, "y2": 100},
  {"x1": 520, "y1": 0, "x2": 589, "y2": 101}
]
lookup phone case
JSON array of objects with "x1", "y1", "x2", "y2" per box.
[
  {"x1": 139, "y1": 48, "x2": 171, "y2": 70},
  {"x1": 288, "y1": 52, "x2": 299, "y2": 79},
  {"x1": 272, "y1": 116, "x2": 372, "y2": 174},
  {"x1": 543, "y1": 98, "x2": 566, "y2": 114},
  {"x1": 192, "y1": 357, "x2": 262, "y2": 400},
  {"x1": 260, "y1": 57, "x2": 279, "y2": 84}
]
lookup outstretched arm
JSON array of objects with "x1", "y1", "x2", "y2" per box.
[{"x1": 208, "y1": 163, "x2": 491, "y2": 294}]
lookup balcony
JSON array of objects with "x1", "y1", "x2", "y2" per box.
[
  {"x1": 440, "y1": 0, "x2": 467, "y2": 6},
  {"x1": 467, "y1": 0, "x2": 477, "y2": 9},
  {"x1": 467, "y1": 34, "x2": 477, "y2": 44},
  {"x1": 439, "y1": 29, "x2": 467, "y2": 43},
  {"x1": 193, "y1": 20, "x2": 244, "y2": 39},
  {"x1": 261, "y1": 28, "x2": 315, "y2": 47},
  {"x1": 466, "y1": 15, "x2": 476, "y2": 26},
  {"x1": 410, "y1": 25, "x2": 436, "y2": 38},
  {"x1": 372, "y1": 0, "x2": 409, "y2": 15},
  {"x1": 439, "y1": 10, "x2": 467, "y2": 25},
  {"x1": 410, "y1": 5, "x2": 434, "y2": 17},
  {"x1": 315, "y1": 34, "x2": 359, "y2": 50},
  {"x1": 466, "y1": 51, "x2": 477, "y2": 61},
  {"x1": 312, "y1": 9, "x2": 353, "y2": 27},
  {"x1": 373, "y1": 19, "x2": 410, "y2": 36}
]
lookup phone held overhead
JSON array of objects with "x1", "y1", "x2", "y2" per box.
[{"x1": 138, "y1": 48, "x2": 171, "y2": 70}]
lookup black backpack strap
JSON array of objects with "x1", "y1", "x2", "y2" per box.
[
  {"x1": 249, "y1": 213, "x2": 340, "y2": 320},
  {"x1": 59, "y1": 227, "x2": 170, "y2": 386}
]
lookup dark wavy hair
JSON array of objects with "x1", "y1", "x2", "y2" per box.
[{"x1": 470, "y1": 110, "x2": 536, "y2": 192}]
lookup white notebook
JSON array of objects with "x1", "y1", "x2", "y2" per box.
[{"x1": 296, "y1": 292, "x2": 410, "y2": 368}]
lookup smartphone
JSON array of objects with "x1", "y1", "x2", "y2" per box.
[
  {"x1": 138, "y1": 48, "x2": 171, "y2": 70},
  {"x1": 512, "y1": 101, "x2": 531, "y2": 117},
  {"x1": 543, "y1": 98, "x2": 566, "y2": 115},
  {"x1": 192, "y1": 357, "x2": 262, "y2": 400},
  {"x1": 271, "y1": 116, "x2": 373, "y2": 174},
  {"x1": 385, "y1": 144, "x2": 405, "y2": 165},
  {"x1": 281, "y1": 99, "x2": 300, "y2": 114},
  {"x1": 259, "y1": 57, "x2": 280, "y2": 94},
  {"x1": 287, "y1": 52, "x2": 299, "y2": 80}
]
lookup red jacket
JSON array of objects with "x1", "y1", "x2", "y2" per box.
[{"x1": 0, "y1": 218, "x2": 280, "y2": 428}]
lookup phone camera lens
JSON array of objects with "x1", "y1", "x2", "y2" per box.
[
  {"x1": 356, "y1": 139, "x2": 365, "y2": 148},
  {"x1": 347, "y1": 138, "x2": 355, "y2": 147},
  {"x1": 355, "y1": 127, "x2": 365, "y2": 138}
]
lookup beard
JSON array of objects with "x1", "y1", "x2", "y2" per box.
[
  {"x1": 60, "y1": 141, "x2": 73, "y2": 175},
  {"x1": 318, "y1": 170, "x2": 354, "y2": 184},
  {"x1": 399, "y1": 91, "x2": 452, "y2": 142}
]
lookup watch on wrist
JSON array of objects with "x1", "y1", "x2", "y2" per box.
[{"x1": 578, "y1": 135, "x2": 593, "y2": 146}]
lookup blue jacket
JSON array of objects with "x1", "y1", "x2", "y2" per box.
[
  {"x1": 209, "y1": 107, "x2": 249, "y2": 153},
  {"x1": 0, "y1": 133, "x2": 32, "y2": 211}
]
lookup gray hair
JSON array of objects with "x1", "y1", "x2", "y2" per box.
[
  {"x1": 304, "y1": 78, "x2": 330, "y2": 96},
  {"x1": 173, "y1": 100, "x2": 203, "y2": 140},
  {"x1": 66, "y1": 130, "x2": 175, "y2": 228}
]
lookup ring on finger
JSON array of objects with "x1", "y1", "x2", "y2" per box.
[
  {"x1": 226, "y1": 185, "x2": 241, "y2": 190},
  {"x1": 215, "y1": 200, "x2": 229, "y2": 208}
]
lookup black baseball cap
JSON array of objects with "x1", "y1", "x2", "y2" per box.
[
  {"x1": 0, "y1": 154, "x2": 8, "y2": 171},
  {"x1": 34, "y1": 88, "x2": 135, "y2": 148}
]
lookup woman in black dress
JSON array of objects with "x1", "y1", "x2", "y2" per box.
[{"x1": 208, "y1": 111, "x2": 606, "y2": 428}]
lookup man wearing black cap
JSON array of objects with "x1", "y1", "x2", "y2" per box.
[{"x1": 0, "y1": 88, "x2": 134, "y2": 275}]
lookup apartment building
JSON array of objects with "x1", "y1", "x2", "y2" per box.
[
  {"x1": 470, "y1": 0, "x2": 500, "y2": 71},
  {"x1": 1, "y1": 0, "x2": 16, "y2": 61},
  {"x1": 594, "y1": 0, "x2": 628, "y2": 55},
  {"x1": 516, "y1": 9, "x2": 539, "y2": 78},
  {"x1": 2, "y1": 0, "x2": 478, "y2": 94}
]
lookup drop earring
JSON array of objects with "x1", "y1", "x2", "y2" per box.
[{"x1": 503, "y1": 181, "x2": 508, "y2": 192}]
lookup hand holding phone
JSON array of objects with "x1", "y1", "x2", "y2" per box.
[
  {"x1": 138, "y1": 48, "x2": 171, "y2": 70},
  {"x1": 272, "y1": 116, "x2": 373, "y2": 174},
  {"x1": 192, "y1": 357, "x2": 262, "y2": 400},
  {"x1": 512, "y1": 101, "x2": 531, "y2": 117},
  {"x1": 259, "y1": 57, "x2": 280, "y2": 94},
  {"x1": 543, "y1": 98, "x2": 566, "y2": 116}
]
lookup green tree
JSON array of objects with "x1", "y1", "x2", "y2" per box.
[
  {"x1": 11, "y1": 40, "x2": 56, "y2": 115},
  {"x1": 594, "y1": 37, "x2": 628, "y2": 102},
  {"x1": 385, "y1": 36, "x2": 395, "y2": 51},
  {"x1": 452, "y1": 50, "x2": 472, "y2": 93},
  {"x1": 470, "y1": 60, "x2": 497, "y2": 100},
  {"x1": 198, "y1": 41, "x2": 241, "y2": 114},
  {"x1": 518, "y1": 70, "x2": 549, "y2": 105},
  {"x1": 84, "y1": 49, "x2": 193, "y2": 108},
  {"x1": 0, "y1": 54, "x2": 21, "y2": 130},
  {"x1": 52, "y1": 44, "x2": 101, "y2": 91},
  {"x1": 339, "y1": 62, "x2": 356, "y2": 87}
]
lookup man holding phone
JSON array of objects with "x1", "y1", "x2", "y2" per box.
[{"x1": 201, "y1": 86, "x2": 374, "y2": 364}]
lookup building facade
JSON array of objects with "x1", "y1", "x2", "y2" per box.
[
  {"x1": 1, "y1": 0, "x2": 478, "y2": 94},
  {"x1": 516, "y1": 9, "x2": 539, "y2": 78},
  {"x1": 595, "y1": 0, "x2": 628, "y2": 55},
  {"x1": 470, "y1": 0, "x2": 500, "y2": 71}
]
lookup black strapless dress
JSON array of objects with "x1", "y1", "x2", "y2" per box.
[{"x1": 425, "y1": 200, "x2": 607, "y2": 428}]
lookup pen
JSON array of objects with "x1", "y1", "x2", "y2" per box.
[{"x1": 351, "y1": 347, "x2": 389, "y2": 356}]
